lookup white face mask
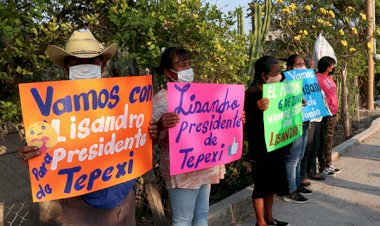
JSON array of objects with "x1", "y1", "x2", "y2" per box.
[
  {"x1": 69, "y1": 64, "x2": 101, "y2": 80},
  {"x1": 171, "y1": 68, "x2": 194, "y2": 82},
  {"x1": 266, "y1": 74, "x2": 282, "y2": 83},
  {"x1": 294, "y1": 66, "x2": 307, "y2": 70}
]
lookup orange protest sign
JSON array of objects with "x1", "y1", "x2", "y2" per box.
[{"x1": 19, "y1": 76, "x2": 153, "y2": 202}]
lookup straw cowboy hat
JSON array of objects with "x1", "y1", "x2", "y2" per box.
[{"x1": 46, "y1": 29, "x2": 117, "y2": 68}]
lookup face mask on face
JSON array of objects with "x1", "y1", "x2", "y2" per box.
[
  {"x1": 329, "y1": 68, "x2": 335, "y2": 75},
  {"x1": 69, "y1": 64, "x2": 101, "y2": 80},
  {"x1": 266, "y1": 74, "x2": 282, "y2": 83},
  {"x1": 294, "y1": 66, "x2": 307, "y2": 70},
  {"x1": 171, "y1": 68, "x2": 194, "y2": 82}
]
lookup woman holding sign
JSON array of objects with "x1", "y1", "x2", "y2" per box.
[
  {"x1": 245, "y1": 56, "x2": 289, "y2": 226},
  {"x1": 152, "y1": 47, "x2": 226, "y2": 226}
]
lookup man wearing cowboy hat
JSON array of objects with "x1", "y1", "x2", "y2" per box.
[{"x1": 18, "y1": 29, "x2": 151, "y2": 226}]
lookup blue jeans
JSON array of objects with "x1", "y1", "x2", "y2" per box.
[
  {"x1": 168, "y1": 184, "x2": 210, "y2": 226},
  {"x1": 285, "y1": 123, "x2": 309, "y2": 193}
]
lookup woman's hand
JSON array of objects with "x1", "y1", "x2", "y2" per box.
[
  {"x1": 158, "y1": 112, "x2": 180, "y2": 129},
  {"x1": 257, "y1": 98, "x2": 270, "y2": 112},
  {"x1": 302, "y1": 98, "x2": 306, "y2": 107},
  {"x1": 18, "y1": 146, "x2": 40, "y2": 165},
  {"x1": 148, "y1": 120, "x2": 158, "y2": 140}
]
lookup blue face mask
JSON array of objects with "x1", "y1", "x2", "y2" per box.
[{"x1": 171, "y1": 68, "x2": 194, "y2": 82}]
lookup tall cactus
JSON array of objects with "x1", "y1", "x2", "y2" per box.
[
  {"x1": 236, "y1": 7, "x2": 244, "y2": 35},
  {"x1": 248, "y1": 0, "x2": 272, "y2": 77}
]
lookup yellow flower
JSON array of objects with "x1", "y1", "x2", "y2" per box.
[
  {"x1": 288, "y1": 20, "x2": 293, "y2": 26},
  {"x1": 304, "y1": 5, "x2": 311, "y2": 12},
  {"x1": 328, "y1": 10, "x2": 335, "y2": 18},
  {"x1": 294, "y1": 35, "x2": 301, "y2": 41},
  {"x1": 339, "y1": 29, "x2": 345, "y2": 36},
  {"x1": 299, "y1": 30, "x2": 308, "y2": 36},
  {"x1": 319, "y1": 8, "x2": 327, "y2": 14},
  {"x1": 312, "y1": 25, "x2": 316, "y2": 29},
  {"x1": 289, "y1": 3, "x2": 297, "y2": 11},
  {"x1": 317, "y1": 18, "x2": 324, "y2": 24},
  {"x1": 282, "y1": 7, "x2": 291, "y2": 14},
  {"x1": 276, "y1": 0, "x2": 283, "y2": 3},
  {"x1": 377, "y1": 29, "x2": 380, "y2": 36},
  {"x1": 340, "y1": 40, "x2": 348, "y2": 47},
  {"x1": 360, "y1": 13, "x2": 367, "y2": 20},
  {"x1": 367, "y1": 42, "x2": 373, "y2": 50},
  {"x1": 326, "y1": 22, "x2": 332, "y2": 27},
  {"x1": 351, "y1": 27, "x2": 358, "y2": 35},
  {"x1": 346, "y1": 6, "x2": 354, "y2": 12},
  {"x1": 349, "y1": 48, "x2": 356, "y2": 52}
]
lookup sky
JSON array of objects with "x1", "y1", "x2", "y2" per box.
[{"x1": 206, "y1": 0, "x2": 252, "y2": 33}]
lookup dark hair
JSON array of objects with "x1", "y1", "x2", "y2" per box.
[
  {"x1": 286, "y1": 54, "x2": 301, "y2": 68},
  {"x1": 304, "y1": 56, "x2": 312, "y2": 69},
  {"x1": 317, "y1": 56, "x2": 336, "y2": 73},
  {"x1": 253, "y1": 56, "x2": 279, "y2": 83},
  {"x1": 155, "y1": 47, "x2": 192, "y2": 75}
]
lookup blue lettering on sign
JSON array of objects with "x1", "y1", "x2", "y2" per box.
[
  {"x1": 31, "y1": 85, "x2": 120, "y2": 117},
  {"x1": 129, "y1": 85, "x2": 153, "y2": 104},
  {"x1": 173, "y1": 84, "x2": 240, "y2": 116},
  {"x1": 175, "y1": 111, "x2": 242, "y2": 142},
  {"x1": 58, "y1": 158, "x2": 135, "y2": 194},
  {"x1": 36, "y1": 183, "x2": 52, "y2": 200},
  {"x1": 32, "y1": 153, "x2": 53, "y2": 181},
  {"x1": 180, "y1": 148, "x2": 223, "y2": 170}
]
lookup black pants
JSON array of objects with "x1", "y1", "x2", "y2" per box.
[
  {"x1": 318, "y1": 115, "x2": 337, "y2": 172},
  {"x1": 300, "y1": 121, "x2": 320, "y2": 179}
]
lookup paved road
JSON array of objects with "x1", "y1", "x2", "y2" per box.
[{"x1": 236, "y1": 131, "x2": 380, "y2": 226}]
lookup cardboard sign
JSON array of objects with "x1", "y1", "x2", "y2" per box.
[
  {"x1": 284, "y1": 69, "x2": 331, "y2": 121},
  {"x1": 19, "y1": 76, "x2": 153, "y2": 202},
  {"x1": 263, "y1": 80, "x2": 303, "y2": 152},
  {"x1": 168, "y1": 82, "x2": 244, "y2": 175}
]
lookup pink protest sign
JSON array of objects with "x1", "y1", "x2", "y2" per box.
[{"x1": 168, "y1": 82, "x2": 244, "y2": 175}]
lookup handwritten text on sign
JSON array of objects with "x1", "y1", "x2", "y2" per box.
[
  {"x1": 263, "y1": 80, "x2": 303, "y2": 152},
  {"x1": 284, "y1": 69, "x2": 331, "y2": 121},
  {"x1": 168, "y1": 83, "x2": 244, "y2": 175},
  {"x1": 19, "y1": 76, "x2": 153, "y2": 202}
]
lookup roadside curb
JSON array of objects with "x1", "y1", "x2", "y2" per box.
[{"x1": 208, "y1": 117, "x2": 380, "y2": 226}]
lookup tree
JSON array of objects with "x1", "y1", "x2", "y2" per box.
[
  {"x1": 269, "y1": 0, "x2": 369, "y2": 138},
  {"x1": 108, "y1": 0, "x2": 250, "y2": 85}
]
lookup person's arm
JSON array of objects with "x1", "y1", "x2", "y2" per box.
[{"x1": 18, "y1": 146, "x2": 40, "y2": 165}]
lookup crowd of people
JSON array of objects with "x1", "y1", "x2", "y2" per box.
[
  {"x1": 245, "y1": 54, "x2": 340, "y2": 226},
  {"x1": 17, "y1": 29, "x2": 340, "y2": 226}
]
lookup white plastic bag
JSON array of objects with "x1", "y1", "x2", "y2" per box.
[{"x1": 312, "y1": 34, "x2": 337, "y2": 69}]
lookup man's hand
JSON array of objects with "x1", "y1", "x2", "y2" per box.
[{"x1": 18, "y1": 146, "x2": 40, "y2": 165}]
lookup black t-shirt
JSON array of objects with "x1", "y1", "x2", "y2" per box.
[{"x1": 244, "y1": 85, "x2": 289, "y2": 162}]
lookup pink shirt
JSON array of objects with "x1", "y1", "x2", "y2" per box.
[
  {"x1": 316, "y1": 73, "x2": 338, "y2": 115},
  {"x1": 152, "y1": 89, "x2": 225, "y2": 189}
]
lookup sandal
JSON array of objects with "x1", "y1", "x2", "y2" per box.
[
  {"x1": 267, "y1": 219, "x2": 288, "y2": 225},
  {"x1": 301, "y1": 180, "x2": 311, "y2": 187}
]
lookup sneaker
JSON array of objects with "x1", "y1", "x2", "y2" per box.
[
  {"x1": 328, "y1": 165, "x2": 341, "y2": 173},
  {"x1": 322, "y1": 167, "x2": 335, "y2": 176},
  {"x1": 297, "y1": 186, "x2": 313, "y2": 195},
  {"x1": 308, "y1": 173, "x2": 326, "y2": 181},
  {"x1": 283, "y1": 192, "x2": 309, "y2": 204}
]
